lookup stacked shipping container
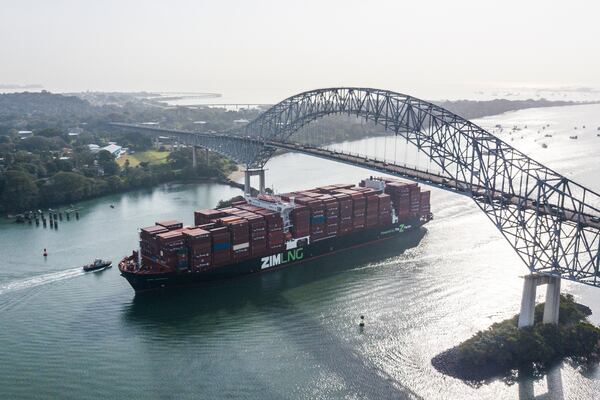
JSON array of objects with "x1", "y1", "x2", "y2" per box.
[
  {"x1": 139, "y1": 178, "x2": 431, "y2": 274},
  {"x1": 184, "y1": 228, "x2": 211, "y2": 270}
]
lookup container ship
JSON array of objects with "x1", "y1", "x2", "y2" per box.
[{"x1": 119, "y1": 177, "x2": 432, "y2": 292}]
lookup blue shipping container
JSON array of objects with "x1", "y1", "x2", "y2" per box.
[
  {"x1": 213, "y1": 242, "x2": 231, "y2": 251},
  {"x1": 311, "y1": 215, "x2": 325, "y2": 224}
]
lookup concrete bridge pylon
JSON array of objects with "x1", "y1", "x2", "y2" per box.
[
  {"x1": 518, "y1": 273, "x2": 561, "y2": 328},
  {"x1": 244, "y1": 168, "x2": 266, "y2": 196}
]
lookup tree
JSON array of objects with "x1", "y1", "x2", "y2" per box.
[
  {"x1": 36, "y1": 128, "x2": 63, "y2": 138},
  {"x1": 74, "y1": 132, "x2": 95, "y2": 145},
  {"x1": 167, "y1": 148, "x2": 192, "y2": 169},
  {"x1": 17, "y1": 136, "x2": 58, "y2": 152},
  {"x1": 0, "y1": 170, "x2": 39, "y2": 211},
  {"x1": 96, "y1": 150, "x2": 119, "y2": 176},
  {"x1": 40, "y1": 171, "x2": 93, "y2": 204}
]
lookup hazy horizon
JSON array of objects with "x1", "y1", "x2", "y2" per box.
[{"x1": 2, "y1": 0, "x2": 600, "y2": 101}]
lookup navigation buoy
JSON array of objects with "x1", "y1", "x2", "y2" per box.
[
  {"x1": 43, "y1": 248, "x2": 48, "y2": 257},
  {"x1": 359, "y1": 315, "x2": 365, "y2": 328}
]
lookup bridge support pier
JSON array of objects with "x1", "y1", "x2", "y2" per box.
[
  {"x1": 518, "y1": 274, "x2": 561, "y2": 328},
  {"x1": 543, "y1": 276, "x2": 561, "y2": 324},
  {"x1": 192, "y1": 146, "x2": 197, "y2": 168},
  {"x1": 243, "y1": 168, "x2": 266, "y2": 196}
]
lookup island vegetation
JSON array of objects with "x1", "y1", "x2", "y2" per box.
[{"x1": 431, "y1": 294, "x2": 600, "y2": 385}]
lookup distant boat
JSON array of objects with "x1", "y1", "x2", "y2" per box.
[
  {"x1": 541, "y1": 143, "x2": 548, "y2": 148},
  {"x1": 544, "y1": 134, "x2": 553, "y2": 137},
  {"x1": 570, "y1": 135, "x2": 578, "y2": 140}
]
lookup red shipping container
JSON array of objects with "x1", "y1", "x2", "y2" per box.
[
  {"x1": 140, "y1": 225, "x2": 168, "y2": 239},
  {"x1": 378, "y1": 211, "x2": 393, "y2": 226},
  {"x1": 269, "y1": 243, "x2": 285, "y2": 252},
  {"x1": 195, "y1": 209, "x2": 229, "y2": 226},
  {"x1": 353, "y1": 215, "x2": 366, "y2": 229},
  {"x1": 267, "y1": 230, "x2": 284, "y2": 245},
  {"x1": 197, "y1": 222, "x2": 216, "y2": 231},
  {"x1": 156, "y1": 220, "x2": 183, "y2": 231},
  {"x1": 326, "y1": 222, "x2": 339, "y2": 235}
]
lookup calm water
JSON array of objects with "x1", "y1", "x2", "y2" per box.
[{"x1": 2, "y1": 105, "x2": 600, "y2": 399}]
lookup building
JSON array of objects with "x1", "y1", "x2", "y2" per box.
[
  {"x1": 87, "y1": 143, "x2": 124, "y2": 158},
  {"x1": 17, "y1": 130, "x2": 33, "y2": 140},
  {"x1": 67, "y1": 127, "x2": 83, "y2": 137},
  {"x1": 101, "y1": 144, "x2": 124, "y2": 159}
]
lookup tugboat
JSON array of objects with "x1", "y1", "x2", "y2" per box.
[{"x1": 83, "y1": 259, "x2": 112, "y2": 272}]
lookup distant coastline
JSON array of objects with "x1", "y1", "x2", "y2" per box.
[
  {"x1": 433, "y1": 98, "x2": 600, "y2": 120},
  {"x1": 0, "y1": 83, "x2": 43, "y2": 90}
]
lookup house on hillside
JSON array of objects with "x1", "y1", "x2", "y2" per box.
[{"x1": 101, "y1": 143, "x2": 124, "y2": 159}]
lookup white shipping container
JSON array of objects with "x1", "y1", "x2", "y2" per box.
[{"x1": 232, "y1": 242, "x2": 250, "y2": 251}]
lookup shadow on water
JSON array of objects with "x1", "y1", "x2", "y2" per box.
[
  {"x1": 518, "y1": 366, "x2": 564, "y2": 400},
  {"x1": 122, "y1": 228, "x2": 427, "y2": 399}
]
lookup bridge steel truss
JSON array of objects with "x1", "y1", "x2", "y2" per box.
[{"x1": 112, "y1": 87, "x2": 600, "y2": 287}]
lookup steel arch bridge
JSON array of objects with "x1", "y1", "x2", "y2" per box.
[{"x1": 111, "y1": 87, "x2": 600, "y2": 288}]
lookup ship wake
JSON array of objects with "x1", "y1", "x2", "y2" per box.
[{"x1": 0, "y1": 267, "x2": 84, "y2": 296}]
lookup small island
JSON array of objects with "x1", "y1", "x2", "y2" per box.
[{"x1": 432, "y1": 294, "x2": 600, "y2": 384}]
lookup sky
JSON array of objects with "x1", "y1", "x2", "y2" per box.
[{"x1": 1, "y1": 0, "x2": 599, "y2": 101}]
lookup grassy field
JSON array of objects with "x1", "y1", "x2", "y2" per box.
[{"x1": 117, "y1": 150, "x2": 170, "y2": 167}]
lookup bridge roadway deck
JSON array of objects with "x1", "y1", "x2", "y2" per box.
[{"x1": 267, "y1": 141, "x2": 600, "y2": 231}]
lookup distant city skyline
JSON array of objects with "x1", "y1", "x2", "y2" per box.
[{"x1": 1, "y1": 0, "x2": 599, "y2": 100}]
